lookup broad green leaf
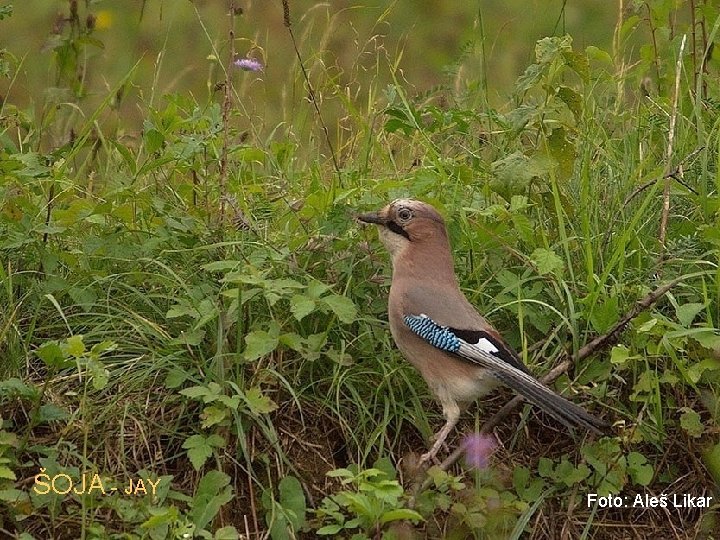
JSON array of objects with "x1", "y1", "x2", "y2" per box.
[
  {"x1": 591, "y1": 297, "x2": 619, "y2": 333},
  {"x1": 322, "y1": 294, "x2": 358, "y2": 324},
  {"x1": 214, "y1": 526, "x2": 240, "y2": 540},
  {"x1": 689, "y1": 330, "x2": 720, "y2": 350},
  {"x1": 201, "y1": 406, "x2": 228, "y2": 429},
  {"x1": 307, "y1": 280, "x2": 332, "y2": 299},
  {"x1": 586, "y1": 45, "x2": 613, "y2": 65},
  {"x1": 0, "y1": 431, "x2": 18, "y2": 447},
  {"x1": 183, "y1": 434, "x2": 225, "y2": 471},
  {"x1": 316, "y1": 524, "x2": 344, "y2": 535},
  {"x1": 562, "y1": 50, "x2": 590, "y2": 82},
  {"x1": 380, "y1": 508, "x2": 424, "y2": 524},
  {"x1": 165, "y1": 368, "x2": 189, "y2": 389},
  {"x1": 511, "y1": 213, "x2": 534, "y2": 244},
  {"x1": 36, "y1": 342, "x2": 69, "y2": 368},
  {"x1": 610, "y1": 345, "x2": 631, "y2": 365},
  {"x1": 65, "y1": 335, "x2": 86, "y2": 358},
  {"x1": 290, "y1": 294, "x2": 316, "y2": 321},
  {"x1": 279, "y1": 476, "x2": 306, "y2": 530},
  {"x1": 87, "y1": 358, "x2": 109, "y2": 390},
  {"x1": 244, "y1": 330, "x2": 279, "y2": 362},
  {"x1": 279, "y1": 332, "x2": 304, "y2": 351},
  {"x1": 192, "y1": 470, "x2": 233, "y2": 530},
  {"x1": 179, "y1": 385, "x2": 211, "y2": 400},
  {"x1": 636, "y1": 318, "x2": 658, "y2": 333},
  {"x1": 0, "y1": 489, "x2": 27, "y2": 503},
  {"x1": 675, "y1": 302, "x2": 705, "y2": 328},
  {"x1": 244, "y1": 387, "x2": 278, "y2": 415},
  {"x1": 535, "y1": 35, "x2": 572, "y2": 64},
  {"x1": 687, "y1": 358, "x2": 720, "y2": 384},
  {"x1": 627, "y1": 452, "x2": 653, "y2": 486},
  {"x1": 680, "y1": 407, "x2": 704, "y2": 438},
  {"x1": 0, "y1": 466, "x2": 16, "y2": 481},
  {"x1": 509, "y1": 195, "x2": 529, "y2": 212},
  {"x1": 185, "y1": 441, "x2": 212, "y2": 471},
  {"x1": 530, "y1": 248, "x2": 564, "y2": 275},
  {"x1": 547, "y1": 127, "x2": 576, "y2": 180},
  {"x1": 702, "y1": 442, "x2": 720, "y2": 485}
]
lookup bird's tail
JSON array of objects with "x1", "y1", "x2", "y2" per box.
[
  {"x1": 403, "y1": 315, "x2": 608, "y2": 433},
  {"x1": 493, "y1": 369, "x2": 608, "y2": 433}
]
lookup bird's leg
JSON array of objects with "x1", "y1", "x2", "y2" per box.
[{"x1": 420, "y1": 403, "x2": 460, "y2": 465}]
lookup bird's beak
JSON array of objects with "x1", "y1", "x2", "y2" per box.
[{"x1": 356, "y1": 211, "x2": 386, "y2": 226}]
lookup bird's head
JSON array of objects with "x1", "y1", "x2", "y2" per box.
[{"x1": 357, "y1": 199, "x2": 448, "y2": 259}]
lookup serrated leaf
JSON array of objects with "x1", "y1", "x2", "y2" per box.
[
  {"x1": 244, "y1": 330, "x2": 279, "y2": 361},
  {"x1": 244, "y1": 387, "x2": 278, "y2": 414},
  {"x1": 185, "y1": 441, "x2": 212, "y2": 471},
  {"x1": 0, "y1": 466, "x2": 16, "y2": 481},
  {"x1": 511, "y1": 213, "x2": 534, "y2": 244},
  {"x1": 322, "y1": 294, "x2": 357, "y2": 324},
  {"x1": 206, "y1": 434, "x2": 226, "y2": 448},
  {"x1": 537, "y1": 457, "x2": 554, "y2": 478},
  {"x1": 530, "y1": 248, "x2": 564, "y2": 275},
  {"x1": 535, "y1": 35, "x2": 572, "y2": 64},
  {"x1": 509, "y1": 195, "x2": 529, "y2": 212},
  {"x1": 201, "y1": 406, "x2": 228, "y2": 429},
  {"x1": 290, "y1": 294, "x2": 316, "y2": 321},
  {"x1": 680, "y1": 407, "x2": 704, "y2": 438}
]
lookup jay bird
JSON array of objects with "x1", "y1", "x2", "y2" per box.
[{"x1": 358, "y1": 199, "x2": 607, "y2": 463}]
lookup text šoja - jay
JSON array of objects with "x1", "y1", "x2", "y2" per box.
[{"x1": 358, "y1": 199, "x2": 606, "y2": 463}]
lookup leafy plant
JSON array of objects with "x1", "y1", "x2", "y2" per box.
[{"x1": 314, "y1": 464, "x2": 422, "y2": 538}]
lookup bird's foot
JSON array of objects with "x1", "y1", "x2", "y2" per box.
[
  {"x1": 419, "y1": 438, "x2": 446, "y2": 467},
  {"x1": 418, "y1": 450, "x2": 441, "y2": 468}
]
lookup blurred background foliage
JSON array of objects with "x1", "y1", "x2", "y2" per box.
[{"x1": 1, "y1": 0, "x2": 618, "y2": 147}]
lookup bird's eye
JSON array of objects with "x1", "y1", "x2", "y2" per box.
[{"x1": 396, "y1": 207, "x2": 413, "y2": 223}]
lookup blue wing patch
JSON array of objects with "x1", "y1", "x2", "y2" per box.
[
  {"x1": 403, "y1": 314, "x2": 529, "y2": 374},
  {"x1": 403, "y1": 314, "x2": 461, "y2": 353}
]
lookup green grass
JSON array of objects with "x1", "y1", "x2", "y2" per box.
[{"x1": 2, "y1": 1, "x2": 720, "y2": 539}]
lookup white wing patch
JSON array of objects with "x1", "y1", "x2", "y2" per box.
[{"x1": 476, "y1": 337, "x2": 499, "y2": 354}]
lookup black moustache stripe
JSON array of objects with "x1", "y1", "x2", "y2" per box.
[{"x1": 387, "y1": 220, "x2": 410, "y2": 240}]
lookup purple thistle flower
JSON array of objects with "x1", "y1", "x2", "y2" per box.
[
  {"x1": 462, "y1": 433, "x2": 496, "y2": 469},
  {"x1": 234, "y1": 57, "x2": 263, "y2": 72}
]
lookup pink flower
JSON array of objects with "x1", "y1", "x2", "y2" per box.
[
  {"x1": 463, "y1": 433, "x2": 496, "y2": 469},
  {"x1": 233, "y1": 58, "x2": 263, "y2": 72}
]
